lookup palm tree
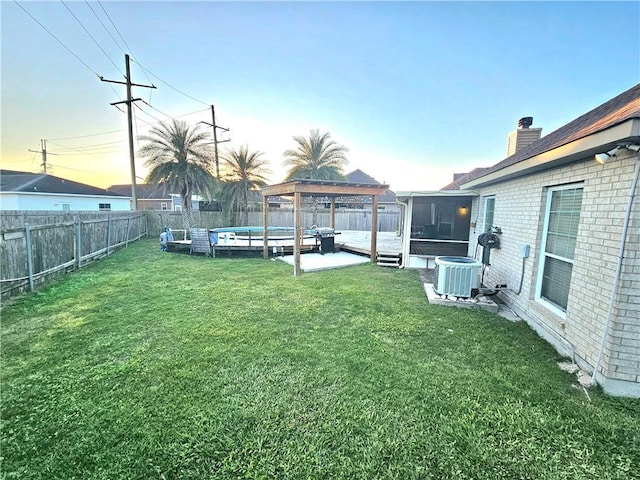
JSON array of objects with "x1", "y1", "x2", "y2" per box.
[
  {"x1": 220, "y1": 145, "x2": 271, "y2": 226},
  {"x1": 282, "y1": 129, "x2": 349, "y2": 181},
  {"x1": 283, "y1": 130, "x2": 349, "y2": 225},
  {"x1": 138, "y1": 119, "x2": 217, "y2": 230}
]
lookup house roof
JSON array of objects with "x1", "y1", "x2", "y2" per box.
[
  {"x1": 345, "y1": 169, "x2": 396, "y2": 203},
  {"x1": 448, "y1": 83, "x2": 640, "y2": 189},
  {"x1": 107, "y1": 183, "x2": 173, "y2": 198},
  {"x1": 1, "y1": 170, "x2": 127, "y2": 197},
  {"x1": 440, "y1": 168, "x2": 489, "y2": 191}
]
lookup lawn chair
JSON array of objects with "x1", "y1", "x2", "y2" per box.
[{"x1": 189, "y1": 228, "x2": 212, "y2": 255}]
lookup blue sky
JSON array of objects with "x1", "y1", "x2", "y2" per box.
[{"x1": 2, "y1": 1, "x2": 639, "y2": 191}]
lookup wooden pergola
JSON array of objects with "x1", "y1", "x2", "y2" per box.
[{"x1": 262, "y1": 179, "x2": 390, "y2": 276}]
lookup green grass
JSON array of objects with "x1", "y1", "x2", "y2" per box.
[{"x1": 1, "y1": 239, "x2": 638, "y2": 479}]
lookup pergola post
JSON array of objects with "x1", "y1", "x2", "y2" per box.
[
  {"x1": 330, "y1": 198, "x2": 336, "y2": 229},
  {"x1": 293, "y1": 192, "x2": 302, "y2": 276},
  {"x1": 262, "y1": 195, "x2": 269, "y2": 259},
  {"x1": 370, "y1": 195, "x2": 378, "y2": 263},
  {"x1": 261, "y1": 179, "x2": 389, "y2": 276}
]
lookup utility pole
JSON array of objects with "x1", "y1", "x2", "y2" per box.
[
  {"x1": 29, "y1": 139, "x2": 57, "y2": 174},
  {"x1": 100, "y1": 54, "x2": 156, "y2": 210},
  {"x1": 200, "y1": 104, "x2": 229, "y2": 179}
]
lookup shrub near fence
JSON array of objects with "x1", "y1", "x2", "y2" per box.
[{"x1": 0, "y1": 212, "x2": 147, "y2": 301}]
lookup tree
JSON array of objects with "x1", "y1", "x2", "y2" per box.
[
  {"x1": 138, "y1": 119, "x2": 217, "y2": 230},
  {"x1": 282, "y1": 129, "x2": 349, "y2": 181},
  {"x1": 220, "y1": 145, "x2": 271, "y2": 226},
  {"x1": 283, "y1": 130, "x2": 349, "y2": 225}
]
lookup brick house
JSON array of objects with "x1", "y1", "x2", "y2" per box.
[
  {"x1": 397, "y1": 84, "x2": 640, "y2": 398},
  {"x1": 446, "y1": 84, "x2": 640, "y2": 397}
]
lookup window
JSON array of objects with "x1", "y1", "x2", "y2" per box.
[
  {"x1": 536, "y1": 184, "x2": 583, "y2": 314},
  {"x1": 161, "y1": 202, "x2": 168, "y2": 211},
  {"x1": 99, "y1": 203, "x2": 111, "y2": 211},
  {"x1": 483, "y1": 196, "x2": 495, "y2": 232},
  {"x1": 61, "y1": 203, "x2": 71, "y2": 211},
  {"x1": 174, "y1": 205, "x2": 182, "y2": 212}
]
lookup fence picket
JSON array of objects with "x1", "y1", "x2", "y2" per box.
[
  {"x1": 0, "y1": 212, "x2": 147, "y2": 301},
  {"x1": 25, "y1": 224, "x2": 34, "y2": 292}
]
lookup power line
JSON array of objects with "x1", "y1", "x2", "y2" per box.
[
  {"x1": 96, "y1": 0, "x2": 155, "y2": 92},
  {"x1": 49, "y1": 129, "x2": 124, "y2": 141},
  {"x1": 137, "y1": 102, "x2": 207, "y2": 122},
  {"x1": 47, "y1": 163, "x2": 109, "y2": 176},
  {"x1": 134, "y1": 103, "x2": 165, "y2": 124},
  {"x1": 53, "y1": 139, "x2": 124, "y2": 150},
  {"x1": 139, "y1": 100, "x2": 174, "y2": 121},
  {"x1": 60, "y1": 0, "x2": 123, "y2": 76},
  {"x1": 131, "y1": 59, "x2": 210, "y2": 106},
  {"x1": 13, "y1": 1, "x2": 101, "y2": 78},
  {"x1": 84, "y1": 0, "x2": 127, "y2": 55},
  {"x1": 47, "y1": 140, "x2": 125, "y2": 160}
]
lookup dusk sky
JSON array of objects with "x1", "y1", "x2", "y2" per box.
[{"x1": 2, "y1": 1, "x2": 639, "y2": 192}]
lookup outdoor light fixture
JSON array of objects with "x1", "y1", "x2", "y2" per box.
[
  {"x1": 458, "y1": 206, "x2": 469, "y2": 216},
  {"x1": 595, "y1": 146, "x2": 620, "y2": 164},
  {"x1": 595, "y1": 143, "x2": 640, "y2": 164},
  {"x1": 624, "y1": 143, "x2": 640, "y2": 152}
]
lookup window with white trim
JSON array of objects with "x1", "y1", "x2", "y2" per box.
[
  {"x1": 161, "y1": 202, "x2": 168, "y2": 211},
  {"x1": 536, "y1": 184, "x2": 583, "y2": 313},
  {"x1": 483, "y1": 196, "x2": 495, "y2": 232},
  {"x1": 99, "y1": 203, "x2": 111, "y2": 211}
]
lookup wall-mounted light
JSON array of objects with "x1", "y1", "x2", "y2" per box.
[
  {"x1": 625, "y1": 144, "x2": 640, "y2": 153},
  {"x1": 595, "y1": 146, "x2": 620, "y2": 164},
  {"x1": 458, "y1": 206, "x2": 468, "y2": 216},
  {"x1": 595, "y1": 143, "x2": 640, "y2": 164}
]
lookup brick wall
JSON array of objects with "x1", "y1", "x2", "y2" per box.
[{"x1": 468, "y1": 151, "x2": 639, "y2": 396}]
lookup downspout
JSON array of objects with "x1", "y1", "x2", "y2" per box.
[
  {"x1": 590, "y1": 149, "x2": 640, "y2": 387},
  {"x1": 395, "y1": 197, "x2": 411, "y2": 269}
]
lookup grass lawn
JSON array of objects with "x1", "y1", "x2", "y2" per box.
[{"x1": 1, "y1": 239, "x2": 639, "y2": 479}]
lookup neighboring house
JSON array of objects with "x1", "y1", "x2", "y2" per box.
[
  {"x1": 315, "y1": 169, "x2": 398, "y2": 210},
  {"x1": 427, "y1": 84, "x2": 639, "y2": 397},
  {"x1": 108, "y1": 183, "x2": 173, "y2": 211},
  {"x1": 108, "y1": 183, "x2": 216, "y2": 212},
  {"x1": 245, "y1": 190, "x2": 291, "y2": 209},
  {"x1": 1, "y1": 170, "x2": 130, "y2": 211}
]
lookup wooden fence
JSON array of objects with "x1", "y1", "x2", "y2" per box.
[
  {"x1": 1, "y1": 207, "x2": 399, "y2": 301},
  {"x1": 0, "y1": 212, "x2": 147, "y2": 301},
  {"x1": 148, "y1": 209, "x2": 400, "y2": 236}
]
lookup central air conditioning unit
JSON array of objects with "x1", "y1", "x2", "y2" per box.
[{"x1": 433, "y1": 256, "x2": 481, "y2": 298}]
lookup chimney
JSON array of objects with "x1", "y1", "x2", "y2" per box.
[{"x1": 506, "y1": 117, "x2": 542, "y2": 156}]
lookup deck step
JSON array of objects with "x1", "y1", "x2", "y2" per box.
[{"x1": 377, "y1": 252, "x2": 402, "y2": 268}]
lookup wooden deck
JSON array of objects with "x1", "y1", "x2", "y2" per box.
[
  {"x1": 166, "y1": 230, "x2": 403, "y2": 258},
  {"x1": 337, "y1": 230, "x2": 403, "y2": 256}
]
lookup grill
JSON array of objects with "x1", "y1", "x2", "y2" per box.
[{"x1": 312, "y1": 227, "x2": 335, "y2": 254}]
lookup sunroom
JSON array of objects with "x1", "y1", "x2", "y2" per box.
[{"x1": 396, "y1": 190, "x2": 478, "y2": 268}]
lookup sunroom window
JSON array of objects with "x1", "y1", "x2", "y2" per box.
[{"x1": 537, "y1": 184, "x2": 583, "y2": 313}]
